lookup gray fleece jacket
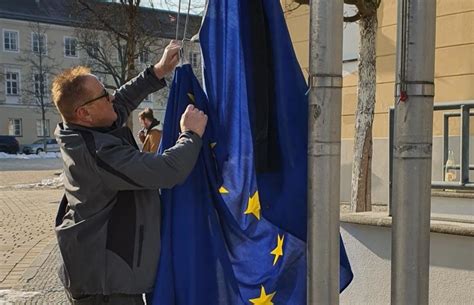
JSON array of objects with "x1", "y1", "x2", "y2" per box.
[{"x1": 54, "y1": 67, "x2": 202, "y2": 298}]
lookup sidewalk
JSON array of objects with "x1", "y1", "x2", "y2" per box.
[{"x1": 0, "y1": 169, "x2": 67, "y2": 304}]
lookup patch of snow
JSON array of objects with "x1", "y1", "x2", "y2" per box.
[
  {"x1": 0, "y1": 289, "x2": 40, "y2": 303},
  {"x1": 0, "y1": 152, "x2": 61, "y2": 160},
  {"x1": 13, "y1": 173, "x2": 64, "y2": 189}
]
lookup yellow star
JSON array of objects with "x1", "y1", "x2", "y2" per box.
[
  {"x1": 270, "y1": 234, "x2": 285, "y2": 265},
  {"x1": 249, "y1": 286, "x2": 276, "y2": 305},
  {"x1": 244, "y1": 191, "x2": 261, "y2": 220},
  {"x1": 219, "y1": 186, "x2": 229, "y2": 194},
  {"x1": 187, "y1": 93, "x2": 195, "y2": 103}
]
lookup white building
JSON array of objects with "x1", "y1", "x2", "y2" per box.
[{"x1": 0, "y1": 0, "x2": 202, "y2": 146}]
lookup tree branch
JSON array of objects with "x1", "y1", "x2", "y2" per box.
[
  {"x1": 344, "y1": 13, "x2": 362, "y2": 22},
  {"x1": 77, "y1": 0, "x2": 128, "y2": 40}
]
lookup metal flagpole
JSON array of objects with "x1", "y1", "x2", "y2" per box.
[
  {"x1": 391, "y1": 0, "x2": 436, "y2": 304},
  {"x1": 307, "y1": 0, "x2": 344, "y2": 304}
]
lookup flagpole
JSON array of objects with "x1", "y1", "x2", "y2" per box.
[
  {"x1": 307, "y1": 0, "x2": 344, "y2": 304},
  {"x1": 391, "y1": 0, "x2": 436, "y2": 303}
]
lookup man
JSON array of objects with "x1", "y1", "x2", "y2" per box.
[
  {"x1": 52, "y1": 40, "x2": 207, "y2": 305},
  {"x1": 138, "y1": 108, "x2": 162, "y2": 153}
]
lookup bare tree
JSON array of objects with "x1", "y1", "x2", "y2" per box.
[
  {"x1": 17, "y1": 22, "x2": 62, "y2": 152},
  {"x1": 344, "y1": 0, "x2": 381, "y2": 212},
  {"x1": 71, "y1": 0, "x2": 203, "y2": 129},
  {"x1": 72, "y1": 0, "x2": 164, "y2": 88},
  {"x1": 286, "y1": 0, "x2": 381, "y2": 212},
  {"x1": 71, "y1": 0, "x2": 166, "y2": 128}
]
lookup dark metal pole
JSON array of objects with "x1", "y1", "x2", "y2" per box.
[
  {"x1": 460, "y1": 105, "x2": 470, "y2": 184},
  {"x1": 443, "y1": 113, "x2": 449, "y2": 178},
  {"x1": 389, "y1": 107, "x2": 395, "y2": 216}
]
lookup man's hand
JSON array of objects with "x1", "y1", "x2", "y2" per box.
[
  {"x1": 180, "y1": 104, "x2": 208, "y2": 138},
  {"x1": 154, "y1": 40, "x2": 181, "y2": 79}
]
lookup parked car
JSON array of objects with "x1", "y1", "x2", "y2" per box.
[
  {"x1": 22, "y1": 138, "x2": 60, "y2": 154},
  {"x1": 0, "y1": 135, "x2": 20, "y2": 154}
]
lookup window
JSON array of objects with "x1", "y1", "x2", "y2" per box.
[
  {"x1": 117, "y1": 44, "x2": 126, "y2": 62},
  {"x1": 8, "y1": 119, "x2": 22, "y2": 136},
  {"x1": 139, "y1": 48, "x2": 149, "y2": 63},
  {"x1": 33, "y1": 73, "x2": 48, "y2": 97},
  {"x1": 189, "y1": 52, "x2": 199, "y2": 69},
  {"x1": 36, "y1": 119, "x2": 50, "y2": 137},
  {"x1": 4, "y1": 30, "x2": 19, "y2": 52},
  {"x1": 32, "y1": 33, "x2": 46, "y2": 54},
  {"x1": 5, "y1": 71, "x2": 20, "y2": 95},
  {"x1": 64, "y1": 37, "x2": 78, "y2": 57},
  {"x1": 86, "y1": 41, "x2": 100, "y2": 58}
]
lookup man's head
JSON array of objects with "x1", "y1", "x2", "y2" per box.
[
  {"x1": 52, "y1": 66, "x2": 117, "y2": 127},
  {"x1": 138, "y1": 108, "x2": 155, "y2": 129}
]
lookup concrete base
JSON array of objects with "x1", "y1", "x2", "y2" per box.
[{"x1": 340, "y1": 221, "x2": 474, "y2": 305}]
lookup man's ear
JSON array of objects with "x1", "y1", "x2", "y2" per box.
[{"x1": 75, "y1": 107, "x2": 93, "y2": 124}]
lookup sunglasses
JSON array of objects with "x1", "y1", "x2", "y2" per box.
[{"x1": 77, "y1": 89, "x2": 111, "y2": 110}]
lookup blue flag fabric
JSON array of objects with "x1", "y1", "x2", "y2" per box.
[{"x1": 151, "y1": 0, "x2": 353, "y2": 303}]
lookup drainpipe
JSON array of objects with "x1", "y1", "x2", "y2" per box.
[
  {"x1": 391, "y1": 0, "x2": 436, "y2": 304},
  {"x1": 307, "y1": 0, "x2": 344, "y2": 304}
]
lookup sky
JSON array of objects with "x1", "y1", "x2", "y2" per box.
[
  {"x1": 108, "y1": 0, "x2": 359, "y2": 59},
  {"x1": 105, "y1": 0, "x2": 205, "y2": 14},
  {"x1": 149, "y1": 0, "x2": 205, "y2": 14}
]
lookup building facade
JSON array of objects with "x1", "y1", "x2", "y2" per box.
[
  {"x1": 284, "y1": 0, "x2": 474, "y2": 205},
  {"x1": 283, "y1": 2, "x2": 474, "y2": 304},
  {"x1": 0, "y1": 0, "x2": 202, "y2": 147}
]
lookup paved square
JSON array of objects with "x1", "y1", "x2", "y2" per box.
[{"x1": 0, "y1": 164, "x2": 67, "y2": 304}]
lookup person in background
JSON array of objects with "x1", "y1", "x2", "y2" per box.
[{"x1": 138, "y1": 108, "x2": 162, "y2": 153}]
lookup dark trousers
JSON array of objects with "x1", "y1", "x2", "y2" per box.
[{"x1": 66, "y1": 293, "x2": 145, "y2": 305}]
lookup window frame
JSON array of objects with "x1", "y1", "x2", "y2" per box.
[
  {"x1": 31, "y1": 32, "x2": 47, "y2": 55},
  {"x1": 3, "y1": 29, "x2": 19, "y2": 52},
  {"x1": 189, "y1": 51, "x2": 200, "y2": 69},
  {"x1": 33, "y1": 72, "x2": 49, "y2": 97},
  {"x1": 5, "y1": 69, "x2": 21, "y2": 96},
  {"x1": 36, "y1": 119, "x2": 50, "y2": 137},
  {"x1": 139, "y1": 48, "x2": 150, "y2": 64},
  {"x1": 64, "y1": 36, "x2": 79, "y2": 58},
  {"x1": 86, "y1": 40, "x2": 101, "y2": 58},
  {"x1": 8, "y1": 118, "x2": 22, "y2": 137}
]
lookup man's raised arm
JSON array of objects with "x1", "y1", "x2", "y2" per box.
[{"x1": 113, "y1": 40, "x2": 181, "y2": 126}]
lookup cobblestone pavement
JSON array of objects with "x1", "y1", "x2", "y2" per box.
[{"x1": 0, "y1": 169, "x2": 67, "y2": 304}]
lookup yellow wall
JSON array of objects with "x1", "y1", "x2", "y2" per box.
[{"x1": 284, "y1": 0, "x2": 474, "y2": 138}]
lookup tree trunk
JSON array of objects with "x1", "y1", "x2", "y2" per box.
[{"x1": 350, "y1": 12, "x2": 377, "y2": 212}]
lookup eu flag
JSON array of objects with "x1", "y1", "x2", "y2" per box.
[{"x1": 151, "y1": 0, "x2": 353, "y2": 303}]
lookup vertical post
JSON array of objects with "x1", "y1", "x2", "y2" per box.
[
  {"x1": 443, "y1": 114, "x2": 449, "y2": 177},
  {"x1": 460, "y1": 105, "x2": 470, "y2": 184},
  {"x1": 307, "y1": 0, "x2": 343, "y2": 304},
  {"x1": 391, "y1": 0, "x2": 436, "y2": 304},
  {"x1": 389, "y1": 107, "x2": 394, "y2": 216}
]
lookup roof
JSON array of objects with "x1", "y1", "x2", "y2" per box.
[{"x1": 0, "y1": 0, "x2": 202, "y2": 39}]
